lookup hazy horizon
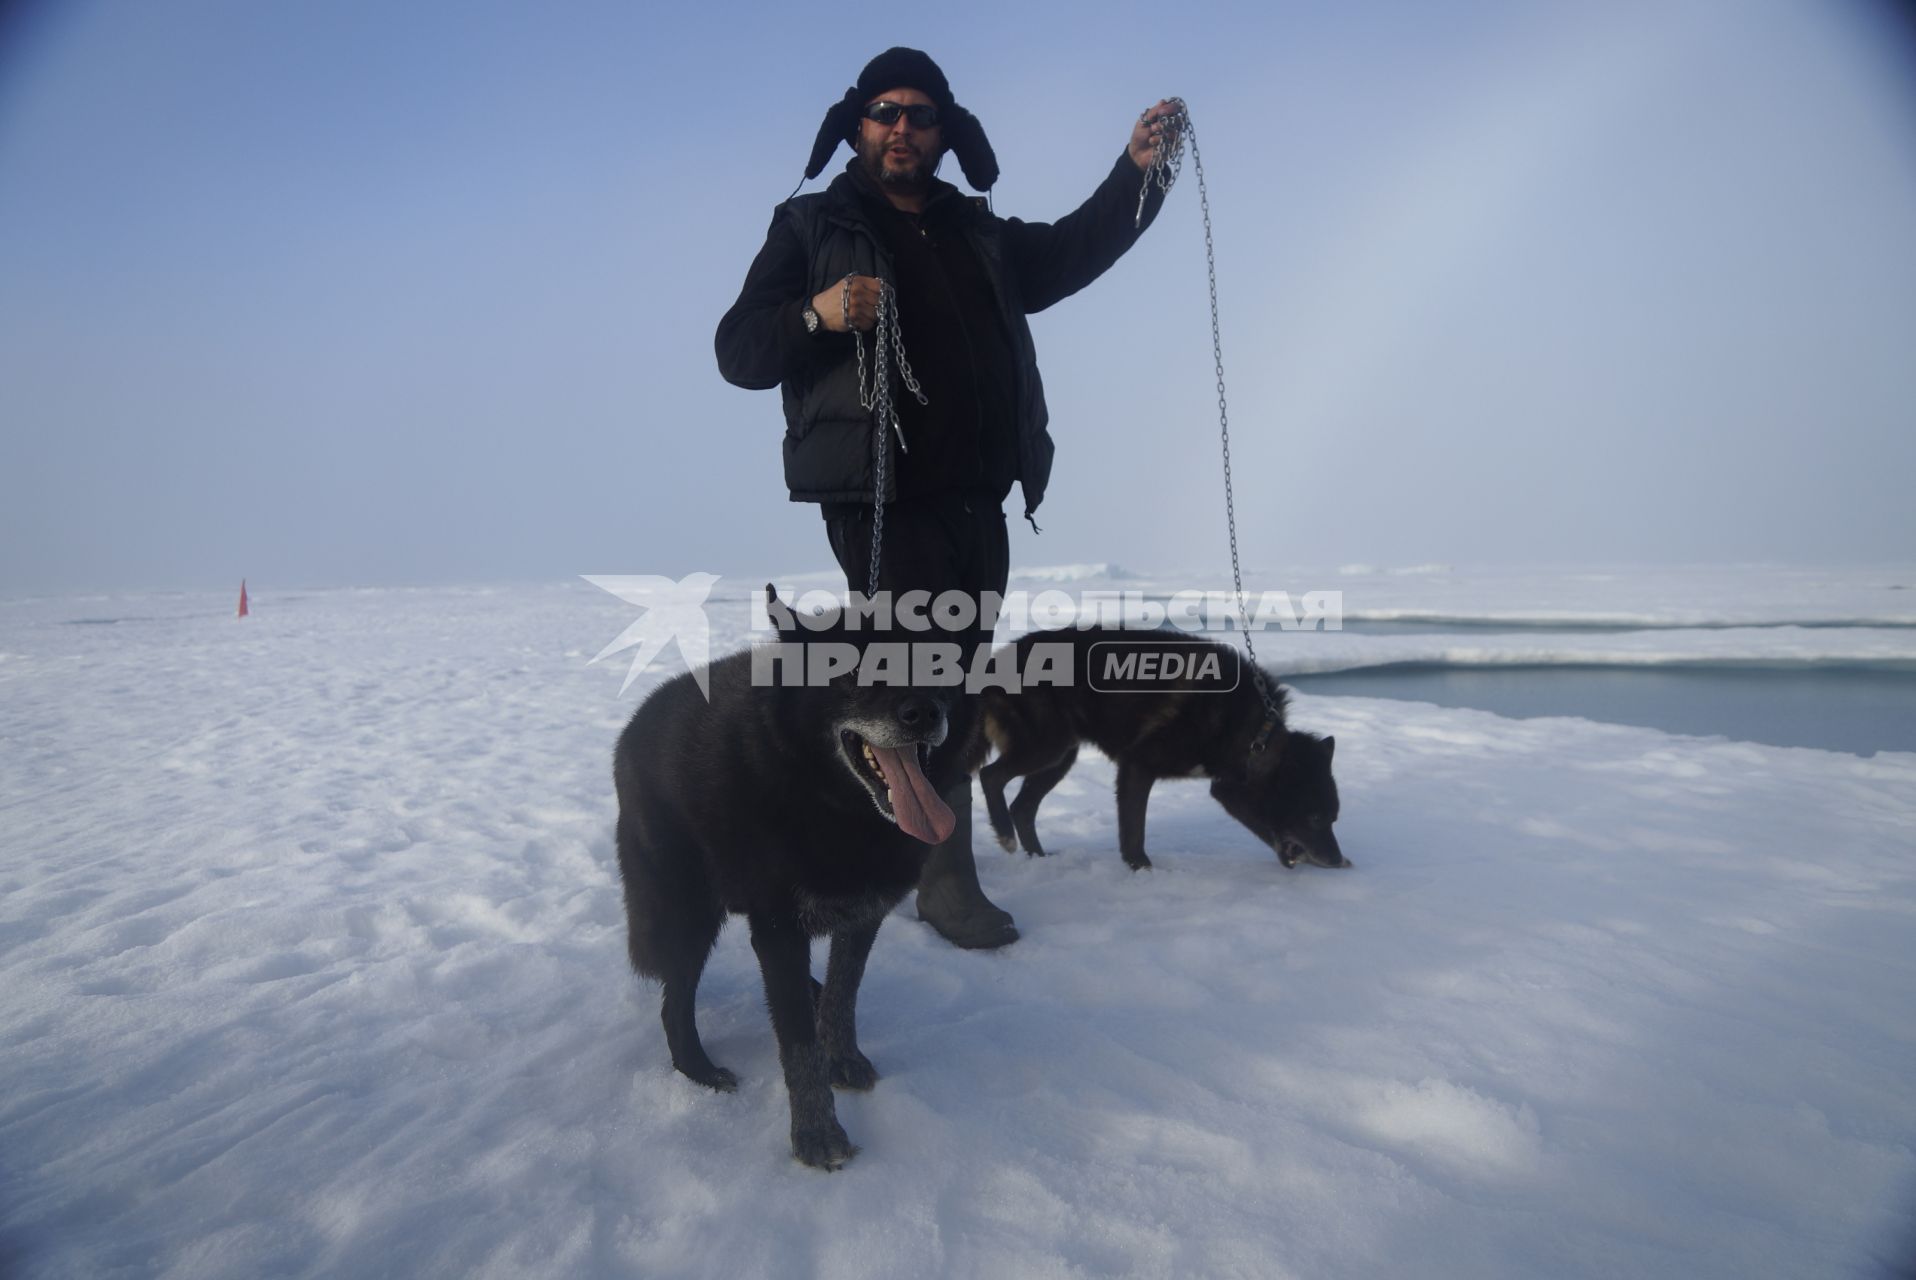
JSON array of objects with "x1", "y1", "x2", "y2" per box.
[{"x1": 4, "y1": 0, "x2": 1914, "y2": 597}]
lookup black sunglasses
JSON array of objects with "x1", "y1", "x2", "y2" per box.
[{"x1": 863, "y1": 101, "x2": 939, "y2": 129}]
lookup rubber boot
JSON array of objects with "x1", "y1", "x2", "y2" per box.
[{"x1": 916, "y1": 775, "x2": 1019, "y2": 950}]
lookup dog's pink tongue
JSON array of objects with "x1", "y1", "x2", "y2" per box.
[{"x1": 869, "y1": 745, "x2": 955, "y2": 844}]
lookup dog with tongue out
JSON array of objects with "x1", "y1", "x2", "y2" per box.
[{"x1": 613, "y1": 586, "x2": 979, "y2": 1169}]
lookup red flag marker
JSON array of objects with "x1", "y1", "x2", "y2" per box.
[{"x1": 237, "y1": 579, "x2": 250, "y2": 618}]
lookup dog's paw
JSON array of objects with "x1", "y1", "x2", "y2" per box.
[
  {"x1": 679, "y1": 1062, "x2": 739, "y2": 1092},
  {"x1": 829, "y1": 1050, "x2": 879, "y2": 1091},
  {"x1": 1123, "y1": 852, "x2": 1153, "y2": 871},
  {"x1": 996, "y1": 831, "x2": 1018, "y2": 853},
  {"x1": 792, "y1": 1120, "x2": 858, "y2": 1170}
]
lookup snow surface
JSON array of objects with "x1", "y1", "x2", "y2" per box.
[
  {"x1": 3, "y1": 569, "x2": 1914, "y2": 1278},
  {"x1": 1199, "y1": 563, "x2": 1916, "y2": 629},
  {"x1": 1266, "y1": 624, "x2": 1916, "y2": 677}
]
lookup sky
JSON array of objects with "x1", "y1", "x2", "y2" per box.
[{"x1": 1, "y1": 0, "x2": 1914, "y2": 595}]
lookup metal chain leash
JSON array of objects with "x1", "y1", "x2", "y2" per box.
[
  {"x1": 843, "y1": 273, "x2": 928, "y2": 599},
  {"x1": 1137, "y1": 100, "x2": 1285, "y2": 746}
]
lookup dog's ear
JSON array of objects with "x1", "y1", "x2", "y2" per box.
[
  {"x1": 1321, "y1": 735, "x2": 1335, "y2": 762},
  {"x1": 764, "y1": 583, "x2": 796, "y2": 631}
]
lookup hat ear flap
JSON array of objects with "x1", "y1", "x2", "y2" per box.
[
  {"x1": 942, "y1": 103, "x2": 999, "y2": 191},
  {"x1": 807, "y1": 90, "x2": 861, "y2": 180}
]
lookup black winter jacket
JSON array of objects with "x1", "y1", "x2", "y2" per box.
[{"x1": 715, "y1": 151, "x2": 1165, "y2": 518}]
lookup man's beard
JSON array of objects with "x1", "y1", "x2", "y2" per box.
[{"x1": 857, "y1": 134, "x2": 940, "y2": 193}]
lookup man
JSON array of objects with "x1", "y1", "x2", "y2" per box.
[{"x1": 716, "y1": 47, "x2": 1179, "y2": 949}]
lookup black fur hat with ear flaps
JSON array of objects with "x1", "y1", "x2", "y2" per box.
[{"x1": 804, "y1": 47, "x2": 1000, "y2": 192}]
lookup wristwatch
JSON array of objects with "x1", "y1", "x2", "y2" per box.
[{"x1": 801, "y1": 304, "x2": 821, "y2": 335}]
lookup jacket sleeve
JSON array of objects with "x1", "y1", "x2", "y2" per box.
[
  {"x1": 714, "y1": 208, "x2": 849, "y2": 390},
  {"x1": 1002, "y1": 151, "x2": 1167, "y2": 315}
]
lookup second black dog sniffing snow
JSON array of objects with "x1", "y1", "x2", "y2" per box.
[{"x1": 978, "y1": 627, "x2": 1348, "y2": 872}]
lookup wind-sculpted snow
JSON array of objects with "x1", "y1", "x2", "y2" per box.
[
  {"x1": 989, "y1": 563, "x2": 1916, "y2": 677},
  {"x1": 1267, "y1": 625, "x2": 1916, "y2": 676},
  {"x1": 1014, "y1": 562, "x2": 1916, "y2": 628},
  {"x1": 1, "y1": 576, "x2": 1913, "y2": 1278}
]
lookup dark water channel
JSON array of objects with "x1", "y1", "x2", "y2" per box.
[{"x1": 1285, "y1": 662, "x2": 1916, "y2": 757}]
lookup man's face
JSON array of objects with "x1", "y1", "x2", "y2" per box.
[{"x1": 855, "y1": 85, "x2": 943, "y2": 192}]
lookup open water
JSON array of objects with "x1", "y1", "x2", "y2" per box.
[{"x1": 1288, "y1": 659, "x2": 1916, "y2": 757}]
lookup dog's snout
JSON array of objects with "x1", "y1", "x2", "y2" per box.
[{"x1": 895, "y1": 695, "x2": 941, "y2": 733}]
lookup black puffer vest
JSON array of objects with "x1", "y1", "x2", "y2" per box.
[{"x1": 777, "y1": 176, "x2": 1054, "y2": 517}]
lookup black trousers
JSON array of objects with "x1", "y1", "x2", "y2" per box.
[
  {"x1": 824, "y1": 492, "x2": 1012, "y2": 925},
  {"x1": 821, "y1": 493, "x2": 1010, "y2": 663}
]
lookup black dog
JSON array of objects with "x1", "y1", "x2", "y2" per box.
[
  {"x1": 614, "y1": 588, "x2": 976, "y2": 1169},
  {"x1": 978, "y1": 626, "x2": 1349, "y2": 871}
]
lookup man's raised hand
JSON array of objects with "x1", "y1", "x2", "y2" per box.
[{"x1": 1128, "y1": 99, "x2": 1183, "y2": 173}]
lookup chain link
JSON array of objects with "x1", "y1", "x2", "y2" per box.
[
  {"x1": 842, "y1": 273, "x2": 928, "y2": 599},
  {"x1": 1137, "y1": 101, "x2": 1284, "y2": 741},
  {"x1": 1135, "y1": 100, "x2": 1186, "y2": 228}
]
